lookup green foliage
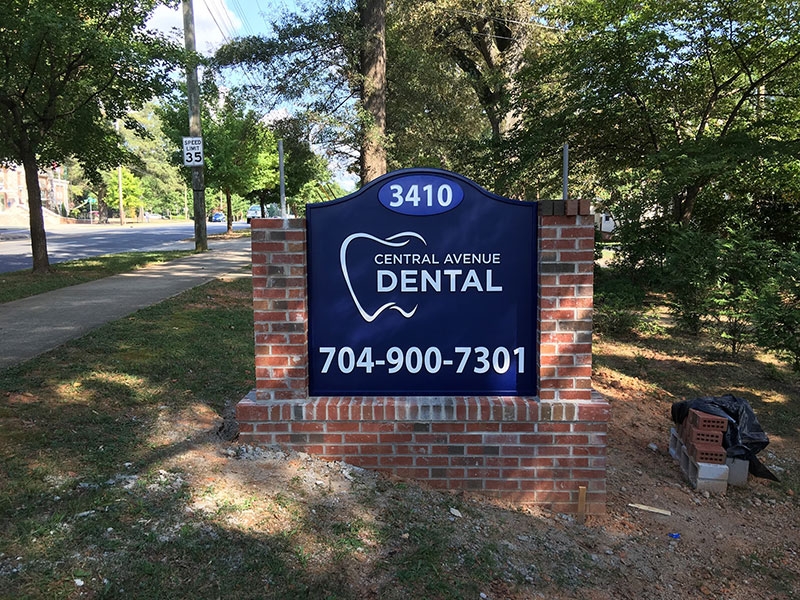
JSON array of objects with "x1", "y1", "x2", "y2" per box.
[
  {"x1": 103, "y1": 167, "x2": 144, "y2": 219},
  {"x1": 0, "y1": 0, "x2": 181, "y2": 270},
  {"x1": 214, "y1": 0, "x2": 362, "y2": 170},
  {"x1": 158, "y1": 86, "x2": 282, "y2": 228},
  {"x1": 0, "y1": 0, "x2": 180, "y2": 172},
  {"x1": 593, "y1": 267, "x2": 648, "y2": 336},
  {"x1": 709, "y1": 224, "x2": 778, "y2": 354},
  {"x1": 510, "y1": 0, "x2": 800, "y2": 245},
  {"x1": 665, "y1": 227, "x2": 722, "y2": 335},
  {"x1": 753, "y1": 251, "x2": 800, "y2": 371},
  {"x1": 665, "y1": 222, "x2": 794, "y2": 358}
]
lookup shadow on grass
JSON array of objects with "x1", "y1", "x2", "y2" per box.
[{"x1": 0, "y1": 277, "x2": 526, "y2": 600}]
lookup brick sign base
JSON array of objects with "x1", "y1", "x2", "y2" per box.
[{"x1": 237, "y1": 199, "x2": 610, "y2": 514}]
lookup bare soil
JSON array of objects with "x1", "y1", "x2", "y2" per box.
[{"x1": 153, "y1": 340, "x2": 799, "y2": 599}]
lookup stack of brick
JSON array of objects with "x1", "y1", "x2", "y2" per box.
[{"x1": 670, "y1": 409, "x2": 733, "y2": 493}]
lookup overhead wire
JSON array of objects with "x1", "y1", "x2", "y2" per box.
[{"x1": 201, "y1": 0, "x2": 262, "y2": 90}]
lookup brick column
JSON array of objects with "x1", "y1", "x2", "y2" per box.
[
  {"x1": 251, "y1": 218, "x2": 308, "y2": 400},
  {"x1": 537, "y1": 199, "x2": 594, "y2": 401}
]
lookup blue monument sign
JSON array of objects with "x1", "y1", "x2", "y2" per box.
[{"x1": 307, "y1": 168, "x2": 538, "y2": 396}]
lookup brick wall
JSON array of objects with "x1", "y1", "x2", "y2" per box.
[{"x1": 238, "y1": 203, "x2": 610, "y2": 514}]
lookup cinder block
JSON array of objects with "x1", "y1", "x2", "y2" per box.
[
  {"x1": 694, "y1": 477, "x2": 729, "y2": 493},
  {"x1": 694, "y1": 461, "x2": 729, "y2": 481},
  {"x1": 669, "y1": 428, "x2": 682, "y2": 461},
  {"x1": 726, "y1": 457, "x2": 749, "y2": 486},
  {"x1": 678, "y1": 445, "x2": 729, "y2": 493}
]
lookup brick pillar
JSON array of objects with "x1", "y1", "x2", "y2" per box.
[
  {"x1": 251, "y1": 218, "x2": 308, "y2": 400},
  {"x1": 537, "y1": 200, "x2": 594, "y2": 401}
]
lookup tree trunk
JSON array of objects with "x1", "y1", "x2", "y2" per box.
[
  {"x1": 673, "y1": 181, "x2": 703, "y2": 225},
  {"x1": 22, "y1": 149, "x2": 50, "y2": 273},
  {"x1": 358, "y1": 0, "x2": 387, "y2": 186},
  {"x1": 225, "y1": 188, "x2": 233, "y2": 234}
]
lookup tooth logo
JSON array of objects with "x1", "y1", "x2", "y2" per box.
[{"x1": 340, "y1": 231, "x2": 426, "y2": 322}]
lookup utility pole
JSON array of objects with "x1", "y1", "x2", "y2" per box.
[
  {"x1": 183, "y1": 0, "x2": 207, "y2": 251},
  {"x1": 278, "y1": 139, "x2": 286, "y2": 218},
  {"x1": 115, "y1": 120, "x2": 125, "y2": 225}
]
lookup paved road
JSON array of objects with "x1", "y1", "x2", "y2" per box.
[
  {"x1": 0, "y1": 237, "x2": 252, "y2": 370},
  {"x1": 0, "y1": 220, "x2": 247, "y2": 273}
]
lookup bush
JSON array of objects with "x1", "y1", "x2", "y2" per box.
[
  {"x1": 665, "y1": 223, "x2": 780, "y2": 355},
  {"x1": 753, "y1": 252, "x2": 800, "y2": 371},
  {"x1": 665, "y1": 227, "x2": 720, "y2": 335},
  {"x1": 593, "y1": 266, "x2": 647, "y2": 336}
]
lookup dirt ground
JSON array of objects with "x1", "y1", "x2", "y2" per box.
[{"x1": 152, "y1": 354, "x2": 799, "y2": 600}]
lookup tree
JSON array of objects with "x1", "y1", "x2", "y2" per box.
[
  {"x1": 357, "y1": 0, "x2": 387, "y2": 183},
  {"x1": 102, "y1": 167, "x2": 145, "y2": 221},
  {"x1": 214, "y1": 1, "x2": 362, "y2": 176},
  {"x1": 159, "y1": 87, "x2": 280, "y2": 231},
  {"x1": 215, "y1": 0, "x2": 391, "y2": 185},
  {"x1": 123, "y1": 105, "x2": 185, "y2": 219},
  {"x1": 0, "y1": 0, "x2": 180, "y2": 272},
  {"x1": 513, "y1": 0, "x2": 800, "y2": 223},
  {"x1": 207, "y1": 98, "x2": 279, "y2": 233},
  {"x1": 264, "y1": 116, "x2": 332, "y2": 215}
]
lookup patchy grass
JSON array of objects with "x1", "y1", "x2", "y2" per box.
[
  {"x1": 1, "y1": 267, "x2": 798, "y2": 599},
  {"x1": 0, "y1": 251, "x2": 194, "y2": 303}
]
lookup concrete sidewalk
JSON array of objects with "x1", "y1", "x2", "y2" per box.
[{"x1": 0, "y1": 238, "x2": 252, "y2": 370}]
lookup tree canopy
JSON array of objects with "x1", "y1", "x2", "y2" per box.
[
  {"x1": 0, "y1": 0, "x2": 180, "y2": 272},
  {"x1": 511, "y1": 0, "x2": 800, "y2": 224}
]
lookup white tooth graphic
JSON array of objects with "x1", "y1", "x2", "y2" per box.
[{"x1": 340, "y1": 231, "x2": 426, "y2": 322}]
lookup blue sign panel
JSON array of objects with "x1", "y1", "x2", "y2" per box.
[{"x1": 307, "y1": 168, "x2": 537, "y2": 396}]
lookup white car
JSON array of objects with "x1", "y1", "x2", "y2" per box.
[{"x1": 246, "y1": 204, "x2": 262, "y2": 223}]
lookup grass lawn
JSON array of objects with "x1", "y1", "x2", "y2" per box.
[
  {"x1": 0, "y1": 251, "x2": 194, "y2": 304},
  {"x1": 0, "y1": 263, "x2": 798, "y2": 599}
]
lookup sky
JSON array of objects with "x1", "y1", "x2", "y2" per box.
[
  {"x1": 149, "y1": 1, "x2": 358, "y2": 190},
  {"x1": 149, "y1": 0, "x2": 299, "y2": 56}
]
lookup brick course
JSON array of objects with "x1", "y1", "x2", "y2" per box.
[{"x1": 238, "y1": 202, "x2": 610, "y2": 514}]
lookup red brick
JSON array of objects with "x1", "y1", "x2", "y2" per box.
[
  {"x1": 685, "y1": 425, "x2": 724, "y2": 446},
  {"x1": 379, "y1": 455, "x2": 414, "y2": 467},
  {"x1": 688, "y1": 409, "x2": 728, "y2": 432},
  {"x1": 359, "y1": 444, "x2": 394, "y2": 455},
  {"x1": 430, "y1": 422, "x2": 467, "y2": 433},
  {"x1": 689, "y1": 442, "x2": 726, "y2": 464},
  {"x1": 540, "y1": 238, "x2": 578, "y2": 250},
  {"x1": 484, "y1": 479, "x2": 521, "y2": 491},
  {"x1": 415, "y1": 456, "x2": 449, "y2": 467},
  {"x1": 360, "y1": 422, "x2": 397, "y2": 433}
]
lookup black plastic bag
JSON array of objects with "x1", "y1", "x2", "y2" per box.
[{"x1": 671, "y1": 394, "x2": 779, "y2": 481}]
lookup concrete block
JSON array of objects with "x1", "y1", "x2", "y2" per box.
[
  {"x1": 694, "y1": 461, "x2": 729, "y2": 481},
  {"x1": 669, "y1": 428, "x2": 682, "y2": 461},
  {"x1": 694, "y1": 478, "x2": 729, "y2": 494},
  {"x1": 727, "y1": 457, "x2": 749, "y2": 486},
  {"x1": 680, "y1": 445, "x2": 729, "y2": 493}
]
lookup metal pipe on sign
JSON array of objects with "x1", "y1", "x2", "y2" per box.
[
  {"x1": 562, "y1": 143, "x2": 569, "y2": 201},
  {"x1": 279, "y1": 139, "x2": 286, "y2": 219}
]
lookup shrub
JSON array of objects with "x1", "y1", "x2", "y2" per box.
[
  {"x1": 593, "y1": 266, "x2": 647, "y2": 336},
  {"x1": 665, "y1": 227, "x2": 720, "y2": 335},
  {"x1": 753, "y1": 252, "x2": 800, "y2": 371}
]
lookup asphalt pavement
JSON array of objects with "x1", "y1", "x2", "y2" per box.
[{"x1": 0, "y1": 237, "x2": 252, "y2": 370}]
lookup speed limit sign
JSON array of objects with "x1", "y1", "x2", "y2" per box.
[{"x1": 182, "y1": 137, "x2": 204, "y2": 166}]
